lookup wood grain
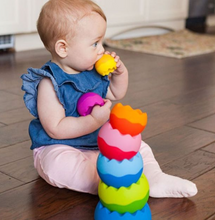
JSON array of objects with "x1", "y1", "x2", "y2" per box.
[
  {"x1": 0, "y1": 44, "x2": 215, "y2": 219},
  {"x1": 188, "y1": 114, "x2": 215, "y2": 133}
]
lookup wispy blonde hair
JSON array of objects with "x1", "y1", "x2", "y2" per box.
[{"x1": 37, "y1": 0, "x2": 106, "y2": 53}]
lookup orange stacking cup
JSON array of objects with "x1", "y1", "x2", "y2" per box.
[{"x1": 110, "y1": 103, "x2": 147, "y2": 136}]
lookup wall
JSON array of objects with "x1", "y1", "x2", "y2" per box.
[{"x1": 0, "y1": 0, "x2": 189, "y2": 51}]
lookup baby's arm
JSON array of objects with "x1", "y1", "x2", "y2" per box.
[
  {"x1": 106, "y1": 51, "x2": 128, "y2": 100},
  {"x1": 37, "y1": 78, "x2": 112, "y2": 140}
]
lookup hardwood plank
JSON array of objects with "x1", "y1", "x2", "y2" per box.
[
  {"x1": 0, "y1": 140, "x2": 32, "y2": 166},
  {"x1": 121, "y1": 74, "x2": 215, "y2": 108},
  {"x1": 0, "y1": 90, "x2": 21, "y2": 106},
  {"x1": 206, "y1": 214, "x2": 215, "y2": 220},
  {"x1": 165, "y1": 85, "x2": 215, "y2": 107},
  {"x1": 110, "y1": 47, "x2": 215, "y2": 88},
  {"x1": 0, "y1": 120, "x2": 31, "y2": 148},
  {"x1": 161, "y1": 150, "x2": 215, "y2": 180},
  {"x1": 136, "y1": 101, "x2": 189, "y2": 138},
  {"x1": 113, "y1": 47, "x2": 215, "y2": 96},
  {"x1": 0, "y1": 51, "x2": 15, "y2": 68},
  {"x1": 45, "y1": 199, "x2": 98, "y2": 220},
  {"x1": 0, "y1": 96, "x2": 26, "y2": 113},
  {"x1": 188, "y1": 114, "x2": 215, "y2": 133},
  {"x1": 0, "y1": 156, "x2": 38, "y2": 183},
  {"x1": 0, "y1": 75, "x2": 22, "y2": 92},
  {"x1": 202, "y1": 142, "x2": 215, "y2": 154},
  {"x1": 0, "y1": 180, "x2": 96, "y2": 220},
  {"x1": 3, "y1": 86, "x2": 26, "y2": 96},
  {"x1": 130, "y1": 93, "x2": 215, "y2": 139},
  {"x1": 0, "y1": 42, "x2": 215, "y2": 220},
  {"x1": 14, "y1": 48, "x2": 50, "y2": 64},
  {"x1": 0, "y1": 172, "x2": 23, "y2": 193},
  {"x1": 145, "y1": 126, "x2": 215, "y2": 165},
  {"x1": 0, "y1": 107, "x2": 33, "y2": 125},
  {"x1": 120, "y1": 81, "x2": 187, "y2": 109},
  {"x1": 149, "y1": 198, "x2": 197, "y2": 220}
]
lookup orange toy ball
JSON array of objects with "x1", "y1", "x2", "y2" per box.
[
  {"x1": 95, "y1": 54, "x2": 117, "y2": 76},
  {"x1": 110, "y1": 103, "x2": 147, "y2": 136}
]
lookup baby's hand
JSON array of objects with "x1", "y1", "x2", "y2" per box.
[
  {"x1": 105, "y1": 51, "x2": 127, "y2": 76},
  {"x1": 91, "y1": 99, "x2": 112, "y2": 126}
]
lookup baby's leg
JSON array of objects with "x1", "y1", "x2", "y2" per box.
[
  {"x1": 33, "y1": 144, "x2": 100, "y2": 194},
  {"x1": 140, "y1": 141, "x2": 198, "y2": 198}
]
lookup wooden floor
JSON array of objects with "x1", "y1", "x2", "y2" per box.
[{"x1": 1, "y1": 41, "x2": 215, "y2": 220}]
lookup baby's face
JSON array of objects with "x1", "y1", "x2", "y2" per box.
[{"x1": 64, "y1": 12, "x2": 106, "y2": 74}]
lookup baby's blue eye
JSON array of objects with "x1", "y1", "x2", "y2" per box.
[{"x1": 93, "y1": 42, "x2": 98, "y2": 47}]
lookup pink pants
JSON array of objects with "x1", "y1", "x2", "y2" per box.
[{"x1": 33, "y1": 141, "x2": 152, "y2": 194}]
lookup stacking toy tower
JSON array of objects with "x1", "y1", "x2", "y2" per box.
[{"x1": 94, "y1": 103, "x2": 152, "y2": 220}]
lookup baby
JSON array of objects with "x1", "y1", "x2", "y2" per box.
[{"x1": 21, "y1": 0, "x2": 197, "y2": 198}]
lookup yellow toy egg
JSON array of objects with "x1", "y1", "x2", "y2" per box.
[{"x1": 95, "y1": 54, "x2": 117, "y2": 76}]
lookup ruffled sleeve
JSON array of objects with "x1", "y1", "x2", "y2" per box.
[{"x1": 21, "y1": 67, "x2": 65, "y2": 118}]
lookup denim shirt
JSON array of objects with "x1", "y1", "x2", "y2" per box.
[{"x1": 21, "y1": 61, "x2": 110, "y2": 150}]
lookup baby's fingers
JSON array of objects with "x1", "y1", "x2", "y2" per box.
[{"x1": 103, "y1": 99, "x2": 112, "y2": 108}]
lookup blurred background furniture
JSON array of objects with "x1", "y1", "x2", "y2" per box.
[{"x1": 186, "y1": 0, "x2": 215, "y2": 32}]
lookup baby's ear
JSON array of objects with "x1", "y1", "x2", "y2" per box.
[{"x1": 55, "y1": 40, "x2": 68, "y2": 58}]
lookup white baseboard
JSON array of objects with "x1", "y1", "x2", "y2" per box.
[{"x1": 14, "y1": 32, "x2": 44, "y2": 52}]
